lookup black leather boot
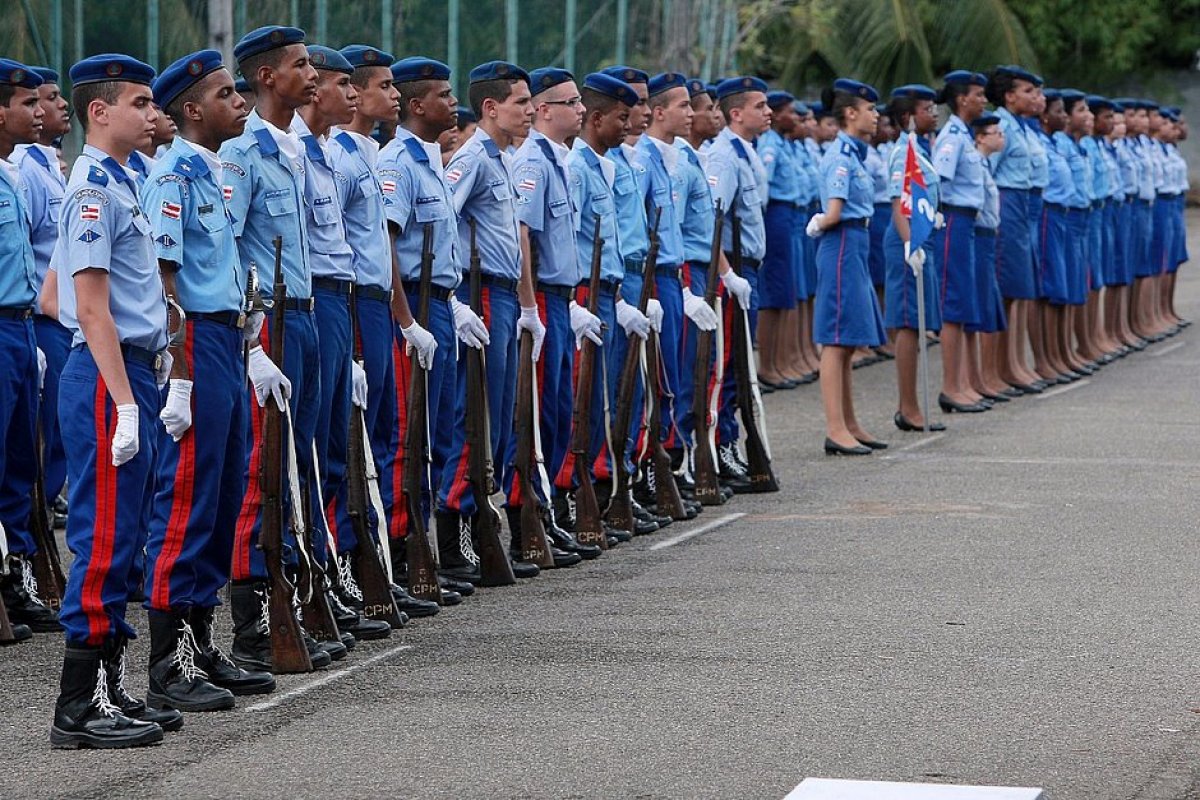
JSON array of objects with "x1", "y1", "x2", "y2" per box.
[
  {"x1": 326, "y1": 588, "x2": 391, "y2": 640},
  {"x1": 102, "y1": 635, "x2": 184, "y2": 732},
  {"x1": 1, "y1": 621, "x2": 31, "y2": 644},
  {"x1": 230, "y1": 581, "x2": 331, "y2": 671},
  {"x1": 436, "y1": 510, "x2": 482, "y2": 584},
  {"x1": 505, "y1": 505, "x2": 581, "y2": 568},
  {"x1": 146, "y1": 610, "x2": 236, "y2": 712},
  {"x1": 50, "y1": 644, "x2": 164, "y2": 749},
  {"x1": 2, "y1": 554, "x2": 60, "y2": 631},
  {"x1": 551, "y1": 494, "x2": 576, "y2": 533},
  {"x1": 190, "y1": 607, "x2": 275, "y2": 696},
  {"x1": 717, "y1": 443, "x2": 754, "y2": 494},
  {"x1": 542, "y1": 505, "x2": 601, "y2": 560}
]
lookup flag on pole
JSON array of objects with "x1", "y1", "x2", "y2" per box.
[{"x1": 900, "y1": 135, "x2": 936, "y2": 254}]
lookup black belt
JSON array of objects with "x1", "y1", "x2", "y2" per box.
[
  {"x1": 536, "y1": 281, "x2": 574, "y2": 298},
  {"x1": 940, "y1": 204, "x2": 979, "y2": 220},
  {"x1": 355, "y1": 284, "x2": 392, "y2": 303},
  {"x1": 1158, "y1": 192, "x2": 1181, "y2": 200},
  {"x1": 77, "y1": 342, "x2": 163, "y2": 370},
  {"x1": 186, "y1": 310, "x2": 245, "y2": 329},
  {"x1": 826, "y1": 218, "x2": 869, "y2": 232},
  {"x1": 472, "y1": 273, "x2": 519, "y2": 293},
  {"x1": 1134, "y1": 198, "x2": 1153, "y2": 206},
  {"x1": 1043, "y1": 202, "x2": 1069, "y2": 214},
  {"x1": 400, "y1": 281, "x2": 453, "y2": 301},
  {"x1": 1029, "y1": 187, "x2": 1043, "y2": 196},
  {"x1": 655, "y1": 265, "x2": 681, "y2": 280},
  {"x1": 575, "y1": 279, "x2": 621, "y2": 296},
  {"x1": 873, "y1": 201, "x2": 891, "y2": 210},
  {"x1": 283, "y1": 297, "x2": 315, "y2": 312},
  {"x1": 0, "y1": 306, "x2": 33, "y2": 320},
  {"x1": 313, "y1": 276, "x2": 353, "y2": 295},
  {"x1": 769, "y1": 200, "x2": 803, "y2": 210},
  {"x1": 623, "y1": 256, "x2": 645, "y2": 274},
  {"x1": 1091, "y1": 200, "x2": 1107, "y2": 210},
  {"x1": 723, "y1": 253, "x2": 762, "y2": 269},
  {"x1": 975, "y1": 228, "x2": 997, "y2": 238}
]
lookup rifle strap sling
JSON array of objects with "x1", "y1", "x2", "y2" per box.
[
  {"x1": 282, "y1": 403, "x2": 315, "y2": 603},
  {"x1": 360, "y1": 414, "x2": 395, "y2": 582},
  {"x1": 739, "y1": 310, "x2": 773, "y2": 459},
  {"x1": 529, "y1": 357, "x2": 554, "y2": 505}
]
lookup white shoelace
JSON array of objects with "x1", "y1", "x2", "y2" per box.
[
  {"x1": 174, "y1": 621, "x2": 209, "y2": 682},
  {"x1": 338, "y1": 556, "x2": 364, "y2": 603},
  {"x1": 20, "y1": 558, "x2": 40, "y2": 602},
  {"x1": 459, "y1": 518, "x2": 479, "y2": 566},
  {"x1": 256, "y1": 590, "x2": 271, "y2": 635},
  {"x1": 92, "y1": 664, "x2": 119, "y2": 716}
]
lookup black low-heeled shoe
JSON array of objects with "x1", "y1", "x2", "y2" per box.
[
  {"x1": 938, "y1": 393, "x2": 986, "y2": 413},
  {"x1": 893, "y1": 412, "x2": 946, "y2": 432},
  {"x1": 855, "y1": 437, "x2": 889, "y2": 450},
  {"x1": 980, "y1": 391, "x2": 1010, "y2": 403},
  {"x1": 1009, "y1": 382, "x2": 1042, "y2": 395},
  {"x1": 824, "y1": 437, "x2": 872, "y2": 456}
]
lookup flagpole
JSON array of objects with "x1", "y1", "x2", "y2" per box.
[{"x1": 911, "y1": 241, "x2": 931, "y2": 433}]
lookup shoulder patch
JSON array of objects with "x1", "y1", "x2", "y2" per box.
[
  {"x1": 86, "y1": 165, "x2": 109, "y2": 186},
  {"x1": 71, "y1": 187, "x2": 109, "y2": 205},
  {"x1": 221, "y1": 161, "x2": 246, "y2": 179},
  {"x1": 78, "y1": 228, "x2": 102, "y2": 244},
  {"x1": 156, "y1": 233, "x2": 177, "y2": 248}
]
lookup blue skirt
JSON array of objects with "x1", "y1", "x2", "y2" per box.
[
  {"x1": 1132, "y1": 200, "x2": 1155, "y2": 278},
  {"x1": 1064, "y1": 209, "x2": 1088, "y2": 305},
  {"x1": 793, "y1": 208, "x2": 810, "y2": 300},
  {"x1": 1150, "y1": 198, "x2": 1173, "y2": 276},
  {"x1": 813, "y1": 223, "x2": 887, "y2": 347},
  {"x1": 1175, "y1": 196, "x2": 1189, "y2": 270},
  {"x1": 1037, "y1": 204, "x2": 1069, "y2": 305},
  {"x1": 968, "y1": 229, "x2": 1007, "y2": 333},
  {"x1": 1085, "y1": 204, "x2": 1103, "y2": 292},
  {"x1": 1027, "y1": 190, "x2": 1044, "y2": 296},
  {"x1": 868, "y1": 202, "x2": 891, "y2": 286},
  {"x1": 1101, "y1": 201, "x2": 1119, "y2": 287},
  {"x1": 803, "y1": 201, "x2": 820, "y2": 296},
  {"x1": 760, "y1": 202, "x2": 798, "y2": 309},
  {"x1": 883, "y1": 223, "x2": 941, "y2": 332},
  {"x1": 931, "y1": 209, "x2": 980, "y2": 325},
  {"x1": 995, "y1": 188, "x2": 1036, "y2": 299},
  {"x1": 1112, "y1": 200, "x2": 1132, "y2": 286}
]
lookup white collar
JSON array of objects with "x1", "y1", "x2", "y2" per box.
[
  {"x1": 254, "y1": 109, "x2": 301, "y2": 163},
  {"x1": 645, "y1": 133, "x2": 679, "y2": 173},
  {"x1": 0, "y1": 156, "x2": 19, "y2": 187}
]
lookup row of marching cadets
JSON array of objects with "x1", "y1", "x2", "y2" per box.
[
  {"x1": 0, "y1": 25, "x2": 783, "y2": 749},
  {"x1": 779, "y1": 68, "x2": 1189, "y2": 454}
]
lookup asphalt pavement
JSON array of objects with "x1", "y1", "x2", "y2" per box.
[{"x1": 3, "y1": 215, "x2": 1200, "y2": 799}]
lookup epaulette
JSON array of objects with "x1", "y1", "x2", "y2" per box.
[
  {"x1": 86, "y1": 165, "x2": 109, "y2": 186},
  {"x1": 334, "y1": 131, "x2": 357, "y2": 154},
  {"x1": 730, "y1": 138, "x2": 750, "y2": 161}
]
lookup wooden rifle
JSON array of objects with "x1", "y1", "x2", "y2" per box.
[
  {"x1": 643, "y1": 222, "x2": 687, "y2": 520},
  {"x1": 401, "y1": 224, "x2": 443, "y2": 602},
  {"x1": 345, "y1": 288, "x2": 407, "y2": 626},
  {"x1": 259, "y1": 236, "x2": 313, "y2": 673},
  {"x1": 606, "y1": 208, "x2": 662, "y2": 535},
  {"x1": 512, "y1": 239, "x2": 555, "y2": 567},
  {"x1": 0, "y1": 580, "x2": 15, "y2": 643},
  {"x1": 465, "y1": 219, "x2": 516, "y2": 586},
  {"x1": 569, "y1": 215, "x2": 606, "y2": 548},
  {"x1": 690, "y1": 202, "x2": 725, "y2": 505},
  {"x1": 30, "y1": 421, "x2": 66, "y2": 610},
  {"x1": 729, "y1": 215, "x2": 779, "y2": 492}
]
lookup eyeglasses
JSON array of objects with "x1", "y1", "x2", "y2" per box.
[{"x1": 542, "y1": 97, "x2": 583, "y2": 108}]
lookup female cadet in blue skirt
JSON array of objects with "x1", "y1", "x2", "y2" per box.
[
  {"x1": 1022, "y1": 78, "x2": 1056, "y2": 385},
  {"x1": 1035, "y1": 90, "x2": 1075, "y2": 376},
  {"x1": 930, "y1": 74, "x2": 989, "y2": 413},
  {"x1": 1107, "y1": 105, "x2": 1141, "y2": 350},
  {"x1": 864, "y1": 105, "x2": 896, "y2": 364},
  {"x1": 985, "y1": 66, "x2": 1044, "y2": 393},
  {"x1": 968, "y1": 114, "x2": 1011, "y2": 399},
  {"x1": 1055, "y1": 90, "x2": 1094, "y2": 377},
  {"x1": 757, "y1": 90, "x2": 801, "y2": 389},
  {"x1": 882, "y1": 85, "x2": 943, "y2": 431},
  {"x1": 806, "y1": 79, "x2": 887, "y2": 455}
]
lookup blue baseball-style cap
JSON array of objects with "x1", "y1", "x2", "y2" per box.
[
  {"x1": 793, "y1": 99, "x2": 810, "y2": 115},
  {"x1": 70, "y1": 54, "x2": 155, "y2": 87},
  {"x1": 0, "y1": 59, "x2": 43, "y2": 89},
  {"x1": 153, "y1": 49, "x2": 225, "y2": 110},
  {"x1": 1087, "y1": 95, "x2": 1115, "y2": 111},
  {"x1": 891, "y1": 84, "x2": 935, "y2": 101},
  {"x1": 307, "y1": 46, "x2": 353, "y2": 74},
  {"x1": 391, "y1": 57, "x2": 451, "y2": 83},
  {"x1": 583, "y1": 72, "x2": 637, "y2": 107},
  {"x1": 994, "y1": 65, "x2": 1040, "y2": 86},
  {"x1": 234, "y1": 26, "x2": 306, "y2": 64},
  {"x1": 766, "y1": 89, "x2": 795, "y2": 108},
  {"x1": 942, "y1": 70, "x2": 987, "y2": 88},
  {"x1": 340, "y1": 45, "x2": 394, "y2": 69},
  {"x1": 833, "y1": 78, "x2": 879, "y2": 103},
  {"x1": 601, "y1": 66, "x2": 648, "y2": 86},
  {"x1": 29, "y1": 66, "x2": 58, "y2": 86},
  {"x1": 469, "y1": 60, "x2": 529, "y2": 85},
  {"x1": 648, "y1": 71, "x2": 688, "y2": 97},
  {"x1": 529, "y1": 67, "x2": 574, "y2": 94},
  {"x1": 972, "y1": 113, "x2": 1001, "y2": 129},
  {"x1": 716, "y1": 76, "x2": 768, "y2": 100}
]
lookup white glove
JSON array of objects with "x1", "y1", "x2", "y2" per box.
[
  {"x1": 449, "y1": 296, "x2": 490, "y2": 349},
  {"x1": 243, "y1": 310, "x2": 265, "y2": 344},
  {"x1": 569, "y1": 301, "x2": 603, "y2": 348},
  {"x1": 159, "y1": 379, "x2": 193, "y2": 441},
  {"x1": 111, "y1": 404, "x2": 139, "y2": 467},
  {"x1": 806, "y1": 212, "x2": 826, "y2": 238},
  {"x1": 905, "y1": 246, "x2": 926, "y2": 274},
  {"x1": 517, "y1": 305, "x2": 546, "y2": 362},
  {"x1": 615, "y1": 298, "x2": 650, "y2": 340},
  {"x1": 36, "y1": 348, "x2": 46, "y2": 392},
  {"x1": 400, "y1": 320, "x2": 438, "y2": 369},
  {"x1": 682, "y1": 288, "x2": 718, "y2": 332},
  {"x1": 646, "y1": 298, "x2": 664, "y2": 333},
  {"x1": 246, "y1": 345, "x2": 292, "y2": 410},
  {"x1": 155, "y1": 349, "x2": 173, "y2": 387},
  {"x1": 721, "y1": 270, "x2": 752, "y2": 310},
  {"x1": 934, "y1": 211, "x2": 945, "y2": 230},
  {"x1": 351, "y1": 361, "x2": 368, "y2": 409}
]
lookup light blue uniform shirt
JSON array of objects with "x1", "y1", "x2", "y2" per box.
[
  {"x1": 977, "y1": 163, "x2": 1001, "y2": 230},
  {"x1": 1100, "y1": 139, "x2": 1123, "y2": 200},
  {"x1": 1132, "y1": 135, "x2": 1158, "y2": 200},
  {"x1": 52, "y1": 145, "x2": 167, "y2": 351},
  {"x1": 292, "y1": 116, "x2": 354, "y2": 281},
  {"x1": 1148, "y1": 139, "x2": 1168, "y2": 194},
  {"x1": 759, "y1": 129, "x2": 803, "y2": 205},
  {"x1": 1079, "y1": 136, "x2": 1108, "y2": 202},
  {"x1": 443, "y1": 127, "x2": 520, "y2": 282},
  {"x1": 220, "y1": 109, "x2": 312, "y2": 301},
  {"x1": 606, "y1": 144, "x2": 649, "y2": 268},
  {"x1": 799, "y1": 139, "x2": 823, "y2": 205},
  {"x1": 821, "y1": 130, "x2": 875, "y2": 220},
  {"x1": 0, "y1": 157, "x2": 37, "y2": 308},
  {"x1": 706, "y1": 127, "x2": 767, "y2": 260},
  {"x1": 933, "y1": 114, "x2": 985, "y2": 208},
  {"x1": 1052, "y1": 132, "x2": 1090, "y2": 209},
  {"x1": 989, "y1": 107, "x2": 1032, "y2": 190},
  {"x1": 378, "y1": 126, "x2": 461, "y2": 290},
  {"x1": 17, "y1": 144, "x2": 65, "y2": 288},
  {"x1": 887, "y1": 131, "x2": 941, "y2": 209},
  {"x1": 1166, "y1": 143, "x2": 1189, "y2": 193},
  {"x1": 568, "y1": 139, "x2": 623, "y2": 283},
  {"x1": 141, "y1": 138, "x2": 244, "y2": 313},
  {"x1": 634, "y1": 135, "x2": 687, "y2": 268},
  {"x1": 674, "y1": 138, "x2": 716, "y2": 265},
  {"x1": 864, "y1": 142, "x2": 889, "y2": 205},
  {"x1": 1040, "y1": 130, "x2": 1075, "y2": 207},
  {"x1": 1024, "y1": 117, "x2": 1049, "y2": 190},
  {"x1": 328, "y1": 128, "x2": 392, "y2": 290},
  {"x1": 789, "y1": 138, "x2": 816, "y2": 205},
  {"x1": 1114, "y1": 138, "x2": 1138, "y2": 199},
  {"x1": 127, "y1": 150, "x2": 156, "y2": 190},
  {"x1": 513, "y1": 129, "x2": 579, "y2": 287}
]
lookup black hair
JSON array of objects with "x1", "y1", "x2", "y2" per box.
[
  {"x1": 0, "y1": 85, "x2": 14, "y2": 107},
  {"x1": 467, "y1": 77, "x2": 519, "y2": 118},
  {"x1": 936, "y1": 82, "x2": 972, "y2": 115},
  {"x1": 887, "y1": 95, "x2": 919, "y2": 129},
  {"x1": 397, "y1": 78, "x2": 439, "y2": 121},
  {"x1": 1062, "y1": 95, "x2": 1086, "y2": 116},
  {"x1": 581, "y1": 86, "x2": 621, "y2": 118},
  {"x1": 970, "y1": 117, "x2": 998, "y2": 135},
  {"x1": 820, "y1": 87, "x2": 863, "y2": 126},
  {"x1": 71, "y1": 81, "x2": 123, "y2": 132},
  {"x1": 349, "y1": 64, "x2": 388, "y2": 90},
  {"x1": 165, "y1": 69, "x2": 224, "y2": 126},
  {"x1": 237, "y1": 47, "x2": 289, "y2": 93},
  {"x1": 718, "y1": 91, "x2": 755, "y2": 122}
]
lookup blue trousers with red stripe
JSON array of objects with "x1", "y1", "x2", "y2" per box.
[
  {"x1": 59, "y1": 347, "x2": 160, "y2": 645},
  {"x1": 555, "y1": 287, "x2": 615, "y2": 489},
  {"x1": 312, "y1": 286, "x2": 352, "y2": 561},
  {"x1": 608, "y1": 273, "x2": 645, "y2": 480},
  {"x1": 34, "y1": 315, "x2": 71, "y2": 504},
  {"x1": 677, "y1": 264, "x2": 718, "y2": 449},
  {"x1": 232, "y1": 309, "x2": 321, "y2": 581},
  {"x1": 0, "y1": 317, "x2": 38, "y2": 555},
  {"x1": 653, "y1": 268, "x2": 685, "y2": 451},
  {"x1": 438, "y1": 282, "x2": 517, "y2": 516},
  {"x1": 145, "y1": 321, "x2": 247, "y2": 612},
  {"x1": 503, "y1": 290, "x2": 571, "y2": 506},
  {"x1": 718, "y1": 265, "x2": 759, "y2": 446}
]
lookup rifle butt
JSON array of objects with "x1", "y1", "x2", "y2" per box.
[
  {"x1": 404, "y1": 525, "x2": 443, "y2": 603},
  {"x1": 731, "y1": 304, "x2": 779, "y2": 494},
  {"x1": 473, "y1": 505, "x2": 516, "y2": 587},
  {"x1": 604, "y1": 484, "x2": 635, "y2": 536},
  {"x1": 518, "y1": 501, "x2": 555, "y2": 568},
  {"x1": 0, "y1": 595, "x2": 15, "y2": 643},
  {"x1": 267, "y1": 582, "x2": 313, "y2": 673}
]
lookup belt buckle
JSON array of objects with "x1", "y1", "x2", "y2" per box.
[
  {"x1": 153, "y1": 352, "x2": 164, "y2": 373},
  {"x1": 236, "y1": 311, "x2": 246, "y2": 329}
]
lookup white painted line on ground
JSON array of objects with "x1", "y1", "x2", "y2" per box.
[
  {"x1": 896, "y1": 432, "x2": 945, "y2": 452},
  {"x1": 1035, "y1": 378, "x2": 1090, "y2": 399},
  {"x1": 1150, "y1": 341, "x2": 1185, "y2": 358},
  {"x1": 784, "y1": 778, "x2": 1043, "y2": 799},
  {"x1": 243, "y1": 644, "x2": 413, "y2": 712},
  {"x1": 649, "y1": 512, "x2": 745, "y2": 551}
]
